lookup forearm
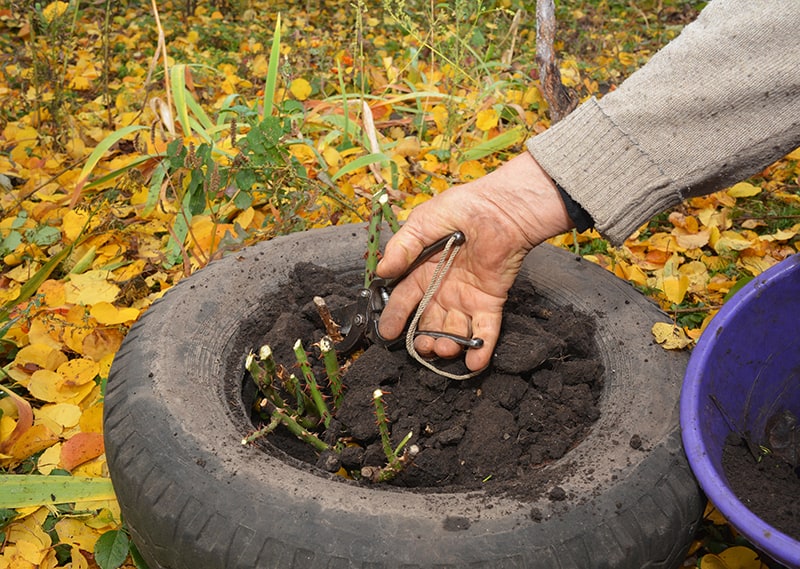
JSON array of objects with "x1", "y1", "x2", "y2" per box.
[{"x1": 527, "y1": 0, "x2": 800, "y2": 244}]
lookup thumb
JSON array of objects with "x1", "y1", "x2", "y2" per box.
[{"x1": 376, "y1": 226, "x2": 427, "y2": 279}]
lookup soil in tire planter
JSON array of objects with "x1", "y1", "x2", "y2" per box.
[
  {"x1": 722, "y1": 434, "x2": 800, "y2": 540},
  {"x1": 247, "y1": 262, "x2": 604, "y2": 500}
]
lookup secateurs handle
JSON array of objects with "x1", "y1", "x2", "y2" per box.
[
  {"x1": 334, "y1": 231, "x2": 483, "y2": 354},
  {"x1": 381, "y1": 231, "x2": 467, "y2": 290}
]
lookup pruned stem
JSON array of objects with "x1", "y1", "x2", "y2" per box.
[
  {"x1": 246, "y1": 347, "x2": 285, "y2": 408},
  {"x1": 373, "y1": 389, "x2": 400, "y2": 467},
  {"x1": 379, "y1": 193, "x2": 400, "y2": 233},
  {"x1": 319, "y1": 336, "x2": 343, "y2": 410},
  {"x1": 313, "y1": 296, "x2": 343, "y2": 342},
  {"x1": 270, "y1": 405, "x2": 330, "y2": 452},
  {"x1": 282, "y1": 372, "x2": 307, "y2": 416},
  {"x1": 241, "y1": 414, "x2": 281, "y2": 445},
  {"x1": 293, "y1": 339, "x2": 331, "y2": 427}
]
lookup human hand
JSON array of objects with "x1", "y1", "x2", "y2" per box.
[{"x1": 377, "y1": 152, "x2": 574, "y2": 371}]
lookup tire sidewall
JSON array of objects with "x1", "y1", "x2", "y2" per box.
[{"x1": 104, "y1": 225, "x2": 703, "y2": 569}]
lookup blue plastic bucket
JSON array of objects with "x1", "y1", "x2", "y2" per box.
[{"x1": 681, "y1": 254, "x2": 800, "y2": 568}]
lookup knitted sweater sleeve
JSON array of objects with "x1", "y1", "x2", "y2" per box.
[{"x1": 525, "y1": 0, "x2": 800, "y2": 245}]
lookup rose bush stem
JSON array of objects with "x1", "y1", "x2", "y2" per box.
[
  {"x1": 293, "y1": 339, "x2": 331, "y2": 427},
  {"x1": 241, "y1": 414, "x2": 280, "y2": 445},
  {"x1": 379, "y1": 192, "x2": 400, "y2": 233},
  {"x1": 319, "y1": 336, "x2": 343, "y2": 410},
  {"x1": 364, "y1": 191, "x2": 383, "y2": 287}
]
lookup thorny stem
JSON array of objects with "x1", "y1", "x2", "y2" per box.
[
  {"x1": 293, "y1": 339, "x2": 331, "y2": 428},
  {"x1": 270, "y1": 405, "x2": 330, "y2": 453},
  {"x1": 319, "y1": 336, "x2": 343, "y2": 410},
  {"x1": 246, "y1": 348, "x2": 286, "y2": 408},
  {"x1": 373, "y1": 389, "x2": 405, "y2": 468},
  {"x1": 364, "y1": 191, "x2": 384, "y2": 288},
  {"x1": 241, "y1": 414, "x2": 280, "y2": 445},
  {"x1": 283, "y1": 372, "x2": 307, "y2": 416},
  {"x1": 379, "y1": 193, "x2": 401, "y2": 233}
]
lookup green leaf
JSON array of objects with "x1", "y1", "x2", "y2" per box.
[
  {"x1": 459, "y1": 127, "x2": 524, "y2": 162},
  {"x1": 331, "y1": 152, "x2": 391, "y2": 182},
  {"x1": 263, "y1": 13, "x2": 282, "y2": 118},
  {"x1": 0, "y1": 475, "x2": 116, "y2": 508},
  {"x1": 0, "y1": 242, "x2": 75, "y2": 323},
  {"x1": 233, "y1": 190, "x2": 253, "y2": 210},
  {"x1": 235, "y1": 168, "x2": 256, "y2": 192},
  {"x1": 74, "y1": 124, "x2": 149, "y2": 192},
  {"x1": 0, "y1": 508, "x2": 17, "y2": 530},
  {"x1": 170, "y1": 64, "x2": 192, "y2": 138},
  {"x1": 723, "y1": 275, "x2": 754, "y2": 301},
  {"x1": 94, "y1": 529, "x2": 130, "y2": 569},
  {"x1": 25, "y1": 225, "x2": 61, "y2": 247},
  {"x1": 144, "y1": 162, "x2": 167, "y2": 216},
  {"x1": 129, "y1": 540, "x2": 150, "y2": 569},
  {"x1": 258, "y1": 116, "x2": 284, "y2": 147},
  {"x1": 0, "y1": 230, "x2": 23, "y2": 256}
]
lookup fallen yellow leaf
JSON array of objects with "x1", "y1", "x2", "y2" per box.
[
  {"x1": 89, "y1": 301, "x2": 139, "y2": 325},
  {"x1": 475, "y1": 108, "x2": 499, "y2": 131},
  {"x1": 714, "y1": 230, "x2": 753, "y2": 254},
  {"x1": 36, "y1": 403, "x2": 82, "y2": 430},
  {"x1": 661, "y1": 274, "x2": 689, "y2": 304},
  {"x1": 458, "y1": 160, "x2": 486, "y2": 181},
  {"x1": 712, "y1": 545, "x2": 769, "y2": 569},
  {"x1": 289, "y1": 77, "x2": 312, "y2": 101},
  {"x1": 726, "y1": 182, "x2": 761, "y2": 198},
  {"x1": 55, "y1": 518, "x2": 102, "y2": 555},
  {"x1": 57, "y1": 358, "x2": 100, "y2": 387},
  {"x1": 651, "y1": 322, "x2": 692, "y2": 350},
  {"x1": 64, "y1": 270, "x2": 120, "y2": 305},
  {"x1": 36, "y1": 442, "x2": 63, "y2": 474},
  {"x1": 431, "y1": 104, "x2": 448, "y2": 132},
  {"x1": 5, "y1": 423, "x2": 58, "y2": 464}
]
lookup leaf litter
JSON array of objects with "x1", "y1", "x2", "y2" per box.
[{"x1": 0, "y1": 0, "x2": 798, "y2": 567}]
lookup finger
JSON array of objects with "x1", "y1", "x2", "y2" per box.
[
  {"x1": 411, "y1": 300, "x2": 448, "y2": 357},
  {"x1": 430, "y1": 308, "x2": 471, "y2": 359},
  {"x1": 464, "y1": 311, "x2": 503, "y2": 371},
  {"x1": 376, "y1": 222, "x2": 428, "y2": 279},
  {"x1": 377, "y1": 275, "x2": 426, "y2": 340}
]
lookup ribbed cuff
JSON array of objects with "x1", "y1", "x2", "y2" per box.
[{"x1": 526, "y1": 98, "x2": 682, "y2": 245}]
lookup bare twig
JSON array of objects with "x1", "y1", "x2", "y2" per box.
[
  {"x1": 535, "y1": 0, "x2": 578, "y2": 123},
  {"x1": 313, "y1": 296, "x2": 343, "y2": 342}
]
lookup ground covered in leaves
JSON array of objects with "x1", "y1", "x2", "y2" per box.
[{"x1": 1, "y1": 0, "x2": 799, "y2": 567}]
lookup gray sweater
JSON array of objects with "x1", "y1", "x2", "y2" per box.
[{"x1": 526, "y1": 0, "x2": 800, "y2": 245}]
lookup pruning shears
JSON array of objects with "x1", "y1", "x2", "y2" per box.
[{"x1": 333, "y1": 231, "x2": 484, "y2": 355}]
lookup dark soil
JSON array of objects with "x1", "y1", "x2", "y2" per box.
[
  {"x1": 248, "y1": 262, "x2": 604, "y2": 498},
  {"x1": 722, "y1": 427, "x2": 800, "y2": 540}
]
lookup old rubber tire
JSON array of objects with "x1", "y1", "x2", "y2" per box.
[{"x1": 104, "y1": 225, "x2": 704, "y2": 569}]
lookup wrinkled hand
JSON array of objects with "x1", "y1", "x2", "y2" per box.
[{"x1": 377, "y1": 152, "x2": 574, "y2": 371}]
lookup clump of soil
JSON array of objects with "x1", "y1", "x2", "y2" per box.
[
  {"x1": 722, "y1": 413, "x2": 800, "y2": 540},
  {"x1": 249, "y1": 262, "x2": 603, "y2": 496}
]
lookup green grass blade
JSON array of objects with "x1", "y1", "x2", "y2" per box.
[
  {"x1": 459, "y1": 127, "x2": 524, "y2": 162},
  {"x1": 331, "y1": 152, "x2": 390, "y2": 182},
  {"x1": 0, "y1": 241, "x2": 77, "y2": 322},
  {"x1": 170, "y1": 64, "x2": 191, "y2": 138},
  {"x1": 0, "y1": 475, "x2": 116, "y2": 508},
  {"x1": 263, "y1": 13, "x2": 281, "y2": 118},
  {"x1": 74, "y1": 125, "x2": 149, "y2": 192},
  {"x1": 185, "y1": 84, "x2": 215, "y2": 134},
  {"x1": 84, "y1": 154, "x2": 162, "y2": 191}
]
